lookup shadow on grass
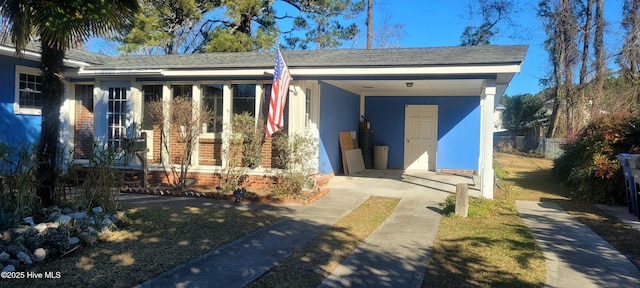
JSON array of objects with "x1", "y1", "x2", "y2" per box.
[
  {"x1": 422, "y1": 225, "x2": 545, "y2": 288},
  {"x1": 10, "y1": 195, "x2": 294, "y2": 288}
]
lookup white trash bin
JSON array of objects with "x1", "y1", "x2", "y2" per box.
[{"x1": 373, "y1": 146, "x2": 389, "y2": 169}]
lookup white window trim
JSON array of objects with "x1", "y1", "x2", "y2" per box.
[
  {"x1": 14, "y1": 66, "x2": 42, "y2": 115},
  {"x1": 198, "y1": 82, "x2": 226, "y2": 139}
]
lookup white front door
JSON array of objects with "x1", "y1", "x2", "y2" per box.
[{"x1": 404, "y1": 105, "x2": 438, "y2": 171}]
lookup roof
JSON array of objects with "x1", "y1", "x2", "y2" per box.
[
  {"x1": 1, "y1": 40, "x2": 527, "y2": 71},
  {"x1": 82, "y1": 45, "x2": 528, "y2": 70},
  {"x1": 0, "y1": 39, "x2": 107, "y2": 65}
]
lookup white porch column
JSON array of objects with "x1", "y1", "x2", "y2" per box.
[
  {"x1": 480, "y1": 80, "x2": 496, "y2": 199},
  {"x1": 161, "y1": 85, "x2": 171, "y2": 167},
  {"x1": 221, "y1": 83, "x2": 232, "y2": 169}
]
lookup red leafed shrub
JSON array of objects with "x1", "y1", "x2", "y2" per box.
[{"x1": 554, "y1": 112, "x2": 640, "y2": 203}]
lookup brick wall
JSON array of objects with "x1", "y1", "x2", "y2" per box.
[
  {"x1": 199, "y1": 138, "x2": 222, "y2": 166},
  {"x1": 151, "y1": 125, "x2": 161, "y2": 164},
  {"x1": 74, "y1": 93, "x2": 94, "y2": 160}
]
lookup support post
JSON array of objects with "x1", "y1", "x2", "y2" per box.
[{"x1": 455, "y1": 183, "x2": 469, "y2": 218}]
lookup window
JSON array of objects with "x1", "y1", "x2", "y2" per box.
[
  {"x1": 232, "y1": 84, "x2": 256, "y2": 116},
  {"x1": 107, "y1": 87, "x2": 127, "y2": 150},
  {"x1": 305, "y1": 87, "x2": 312, "y2": 128},
  {"x1": 201, "y1": 84, "x2": 223, "y2": 134},
  {"x1": 172, "y1": 84, "x2": 192, "y2": 99},
  {"x1": 262, "y1": 83, "x2": 288, "y2": 134},
  {"x1": 14, "y1": 66, "x2": 43, "y2": 114},
  {"x1": 142, "y1": 85, "x2": 163, "y2": 130},
  {"x1": 76, "y1": 84, "x2": 94, "y2": 112}
]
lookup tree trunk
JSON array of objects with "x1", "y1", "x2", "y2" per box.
[
  {"x1": 594, "y1": 0, "x2": 605, "y2": 91},
  {"x1": 579, "y1": 0, "x2": 593, "y2": 85},
  {"x1": 367, "y1": 0, "x2": 373, "y2": 49},
  {"x1": 36, "y1": 45, "x2": 65, "y2": 207}
]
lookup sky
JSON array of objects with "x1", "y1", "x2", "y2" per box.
[
  {"x1": 364, "y1": 0, "x2": 627, "y2": 97},
  {"x1": 87, "y1": 0, "x2": 628, "y2": 97}
]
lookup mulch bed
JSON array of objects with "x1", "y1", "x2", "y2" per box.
[{"x1": 120, "y1": 186, "x2": 330, "y2": 205}]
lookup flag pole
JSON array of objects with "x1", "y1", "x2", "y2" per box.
[{"x1": 266, "y1": 42, "x2": 293, "y2": 137}]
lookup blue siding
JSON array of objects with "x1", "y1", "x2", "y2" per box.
[
  {"x1": 0, "y1": 55, "x2": 41, "y2": 146},
  {"x1": 318, "y1": 82, "x2": 360, "y2": 174},
  {"x1": 365, "y1": 96, "x2": 480, "y2": 171}
]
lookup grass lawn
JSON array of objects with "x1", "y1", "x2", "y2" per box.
[
  {"x1": 10, "y1": 205, "x2": 280, "y2": 288},
  {"x1": 11, "y1": 152, "x2": 640, "y2": 287},
  {"x1": 423, "y1": 152, "x2": 570, "y2": 288},
  {"x1": 248, "y1": 196, "x2": 400, "y2": 288},
  {"x1": 424, "y1": 152, "x2": 640, "y2": 287}
]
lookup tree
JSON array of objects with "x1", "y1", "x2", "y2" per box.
[
  {"x1": 116, "y1": 0, "x2": 366, "y2": 53},
  {"x1": 204, "y1": 0, "x2": 278, "y2": 52},
  {"x1": 147, "y1": 96, "x2": 213, "y2": 190},
  {"x1": 366, "y1": 0, "x2": 373, "y2": 49},
  {"x1": 284, "y1": 0, "x2": 365, "y2": 49},
  {"x1": 501, "y1": 94, "x2": 545, "y2": 135},
  {"x1": 538, "y1": 0, "x2": 580, "y2": 137},
  {"x1": 117, "y1": 0, "x2": 214, "y2": 55},
  {"x1": 1, "y1": 0, "x2": 140, "y2": 206},
  {"x1": 619, "y1": 0, "x2": 640, "y2": 80},
  {"x1": 460, "y1": 0, "x2": 516, "y2": 46},
  {"x1": 593, "y1": 0, "x2": 605, "y2": 93},
  {"x1": 366, "y1": 0, "x2": 405, "y2": 48}
]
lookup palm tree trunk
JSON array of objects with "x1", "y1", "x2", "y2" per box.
[{"x1": 36, "y1": 45, "x2": 65, "y2": 207}]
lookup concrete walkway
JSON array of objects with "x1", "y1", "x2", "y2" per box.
[
  {"x1": 130, "y1": 170, "x2": 640, "y2": 287},
  {"x1": 516, "y1": 201, "x2": 640, "y2": 288},
  {"x1": 134, "y1": 170, "x2": 461, "y2": 288}
]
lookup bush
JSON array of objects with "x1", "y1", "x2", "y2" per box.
[
  {"x1": 270, "y1": 132, "x2": 318, "y2": 198},
  {"x1": 0, "y1": 142, "x2": 40, "y2": 227},
  {"x1": 554, "y1": 113, "x2": 640, "y2": 203}
]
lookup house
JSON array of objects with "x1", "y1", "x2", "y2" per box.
[{"x1": 0, "y1": 44, "x2": 527, "y2": 199}]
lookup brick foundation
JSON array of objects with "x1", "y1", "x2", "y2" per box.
[
  {"x1": 145, "y1": 170, "x2": 333, "y2": 190},
  {"x1": 437, "y1": 169, "x2": 477, "y2": 175}
]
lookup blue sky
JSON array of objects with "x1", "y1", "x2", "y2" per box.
[
  {"x1": 88, "y1": 0, "x2": 627, "y2": 97},
  {"x1": 364, "y1": 0, "x2": 626, "y2": 96}
]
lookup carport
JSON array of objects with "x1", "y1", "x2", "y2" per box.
[{"x1": 290, "y1": 45, "x2": 528, "y2": 199}]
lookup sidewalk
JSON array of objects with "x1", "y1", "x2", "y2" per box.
[
  {"x1": 136, "y1": 188, "x2": 370, "y2": 288},
  {"x1": 516, "y1": 201, "x2": 640, "y2": 288},
  {"x1": 135, "y1": 170, "x2": 457, "y2": 288}
]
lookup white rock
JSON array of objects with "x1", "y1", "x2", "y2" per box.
[
  {"x1": 68, "y1": 237, "x2": 80, "y2": 245},
  {"x1": 16, "y1": 251, "x2": 33, "y2": 265},
  {"x1": 56, "y1": 215, "x2": 72, "y2": 226},
  {"x1": 1, "y1": 264, "x2": 15, "y2": 272},
  {"x1": 23, "y1": 217, "x2": 35, "y2": 226},
  {"x1": 72, "y1": 212, "x2": 86, "y2": 219},
  {"x1": 49, "y1": 211, "x2": 61, "y2": 220},
  {"x1": 115, "y1": 211, "x2": 126, "y2": 219},
  {"x1": 33, "y1": 248, "x2": 46, "y2": 262},
  {"x1": 46, "y1": 222, "x2": 60, "y2": 229},
  {"x1": 101, "y1": 218, "x2": 115, "y2": 229},
  {"x1": 34, "y1": 223, "x2": 48, "y2": 233},
  {"x1": 0, "y1": 251, "x2": 9, "y2": 261},
  {"x1": 92, "y1": 206, "x2": 104, "y2": 214}
]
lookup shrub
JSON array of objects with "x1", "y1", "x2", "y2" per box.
[
  {"x1": 0, "y1": 142, "x2": 40, "y2": 227},
  {"x1": 269, "y1": 132, "x2": 318, "y2": 198},
  {"x1": 219, "y1": 112, "x2": 265, "y2": 193},
  {"x1": 554, "y1": 113, "x2": 640, "y2": 203},
  {"x1": 77, "y1": 143, "x2": 123, "y2": 212}
]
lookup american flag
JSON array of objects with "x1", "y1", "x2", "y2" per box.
[{"x1": 266, "y1": 48, "x2": 292, "y2": 137}]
